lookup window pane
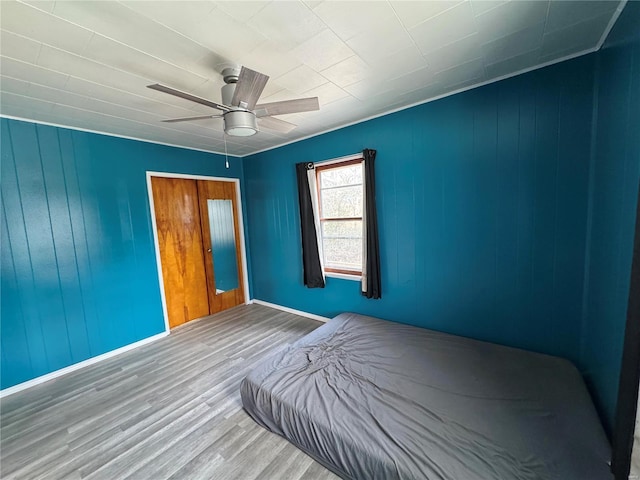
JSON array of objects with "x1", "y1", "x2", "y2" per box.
[
  {"x1": 322, "y1": 220, "x2": 362, "y2": 239},
  {"x1": 320, "y1": 164, "x2": 362, "y2": 188},
  {"x1": 321, "y1": 185, "x2": 362, "y2": 218},
  {"x1": 323, "y1": 238, "x2": 362, "y2": 271},
  {"x1": 322, "y1": 220, "x2": 362, "y2": 271}
]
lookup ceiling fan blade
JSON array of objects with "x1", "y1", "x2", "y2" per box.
[
  {"x1": 161, "y1": 115, "x2": 222, "y2": 123},
  {"x1": 254, "y1": 97, "x2": 319, "y2": 117},
  {"x1": 258, "y1": 116, "x2": 297, "y2": 134},
  {"x1": 148, "y1": 84, "x2": 230, "y2": 112},
  {"x1": 231, "y1": 66, "x2": 269, "y2": 110}
]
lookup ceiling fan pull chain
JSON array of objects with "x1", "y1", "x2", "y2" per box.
[{"x1": 223, "y1": 133, "x2": 229, "y2": 169}]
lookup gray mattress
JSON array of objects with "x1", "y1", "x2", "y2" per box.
[{"x1": 240, "y1": 312, "x2": 612, "y2": 480}]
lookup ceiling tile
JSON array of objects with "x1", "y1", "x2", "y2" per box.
[
  {"x1": 312, "y1": 1, "x2": 398, "y2": 42},
  {"x1": 292, "y1": 29, "x2": 354, "y2": 71},
  {"x1": 365, "y1": 44, "x2": 427, "y2": 73},
  {"x1": 3, "y1": 55, "x2": 70, "y2": 90},
  {"x1": 388, "y1": 81, "x2": 448, "y2": 107},
  {"x1": 237, "y1": 41, "x2": 302, "y2": 79},
  {"x1": 20, "y1": 1, "x2": 56, "y2": 14},
  {"x1": 434, "y1": 57, "x2": 485, "y2": 88},
  {"x1": 391, "y1": 1, "x2": 463, "y2": 30},
  {"x1": 273, "y1": 64, "x2": 328, "y2": 95},
  {"x1": 1, "y1": 91, "x2": 55, "y2": 115},
  {"x1": 120, "y1": 1, "x2": 267, "y2": 64},
  {"x1": 247, "y1": 1, "x2": 326, "y2": 49},
  {"x1": 1, "y1": 75, "x2": 32, "y2": 96},
  {"x1": 423, "y1": 34, "x2": 482, "y2": 73},
  {"x1": 63, "y1": 76, "x2": 204, "y2": 119},
  {"x1": 469, "y1": 0, "x2": 508, "y2": 17},
  {"x1": 347, "y1": 21, "x2": 414, "y2": 64},
  {"x1": 541, "y1": 13, "x2": 612, "y2": 58},
  {"x1": 25, "y1": 82, "x2": 167, "y2": 125},
  {"x1": 409, "y1": 2, "x2": 478, "y2": 55},
  {"x1": 35, "y1": 45, "x2": 211, "y2": 115},
  {"x1": 474, "y1": 1, "x2": 549, "y2": 44},
  {"x1": 119, "y1": 1, "x2": 217, "y2": 34},
  {"x1": 84, "y1": 35, "x2": 208, "y2": 93},
  {"x1": 357, "y1": 64, "x2": 437, "y2": 110},
  {"x1": 395, "y1": 64, "x2": 437, "y2": 91},
  {"x1": 36, "y1": 45, "x2": 146, "y2": 93},
  {"x1": 0, "y1": 1, "x2": 94, "y2": 55},
  {"x1": 0, "y1": 103, "x2": 54, "y2": 122},
  {"x1": 343, "y1": 76, "x2": 394, "y2": 101},
  {"x1": 191, "y1": 7, "x2": 268, "y2": 61},
  {"x1": 320, "y1": 55, "x2": 373, "y2": 88},
  {"x1": 213, "y1": 1, "x2": 270, "y2": 22},
  {"x1": 302, "y1": 0, "x2": 322, "y2": 9},
  {"x1": 1, "y1": 30, "x2": 42, "y2": 64},
  {"x1": 52, "y1": 2, "x2": 214, "y2": 73},
  {"x1": 546, "y1": 0, "x2": 618, "y2": 33},
  {"x1": 484, "y1": 48, "x2": 541, "y2": 79},
  {"x1": 303, "y1": 81, "x2": 350, "y2": 106},
  {"x1": 481, "y1": 22, "x2": 545, "y2": 66}
]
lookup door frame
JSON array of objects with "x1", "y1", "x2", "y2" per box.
[{"x1": 146, "y1": 171, "x2": 251, "y2": 333}]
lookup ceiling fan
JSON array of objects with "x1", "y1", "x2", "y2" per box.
[{"x1": 147, "y1": 66, "x2": 319, "y2": 137}]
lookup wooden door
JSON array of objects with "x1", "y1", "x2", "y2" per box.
[
  {"x1": 151, "y1": 177, "x2": 210, "y2": 328},
  {"x1": 197, "y1": 180, "x2": 245, "y2": 314}
]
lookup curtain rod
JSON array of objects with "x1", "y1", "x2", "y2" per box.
[{"x1": 314, "y1": 152, "x2": 363, "y2": 167}]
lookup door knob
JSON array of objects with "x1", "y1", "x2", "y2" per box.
[{"x1": 207, "y1": 248, "x2": 212, "y2": 253}]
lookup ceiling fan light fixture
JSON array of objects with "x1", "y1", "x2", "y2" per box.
[{"x1": 224, "y1": 110, "x2": 258, "y2": 137}]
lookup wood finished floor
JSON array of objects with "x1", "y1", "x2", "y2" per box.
[{"x1": 0, "y1": 304, "x2": 340, "y2": 480}]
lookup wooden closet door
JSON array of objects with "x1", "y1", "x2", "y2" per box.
[
  {"x1": 196, "y1": 180, "x2": 245, "y2": 314},
  {"x1": 151, "y1": 177, "x2": 210, "y2": 328}
]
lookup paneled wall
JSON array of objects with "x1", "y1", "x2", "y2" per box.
[
  {"x1": 244, "y1": 55, "x2": 596, "y2": 366},
  {"x1": 580, "y1": 2, "x2": 640, "y2": 433},
  {"x1": 0, "y1": 119, "x2": 241, "y2": 389}
]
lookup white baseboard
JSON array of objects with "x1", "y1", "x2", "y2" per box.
[
  {"x1": 250, "y1": 299, "x2": 330, "y2": 323},
  {"x1": 0, "y1": 331, "x2": 169, "y2": 398}
]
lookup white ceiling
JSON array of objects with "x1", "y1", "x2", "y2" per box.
[{"x1": 0, "y1": 0, "x2": 624, "y2": 157}]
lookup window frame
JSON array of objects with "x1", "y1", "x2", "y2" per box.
[{"x1": 315, "y1": 157, "x2": 364, "y2": 277}]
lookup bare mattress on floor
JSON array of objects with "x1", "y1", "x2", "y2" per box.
[{"x1": 240, "y1": 312, "x2": 611, "y2": 480}]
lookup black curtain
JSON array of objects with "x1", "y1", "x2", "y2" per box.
[
  {"x1": 611, "y1": 186, "x2": 640, "y2": 479},
  {"x1": 362, "y1": 149, "x2": 381, "y2": 299},
  {"x1": 296, "y1": 162, "x2": 324, "y2": 288}
]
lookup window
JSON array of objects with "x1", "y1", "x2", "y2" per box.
[{"x1": 315, "y1": 158, "x2": 363, "y2": 276}]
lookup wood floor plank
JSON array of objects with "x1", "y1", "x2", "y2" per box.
[{"x1": 0, "y1": 304, "x2": 339, "y2": 480}]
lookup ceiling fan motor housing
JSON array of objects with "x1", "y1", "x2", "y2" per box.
[{"x1": 224, "y1": 110, "x2": 258, "y2": 136}]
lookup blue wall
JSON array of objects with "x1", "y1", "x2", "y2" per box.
[
  {"x1": 244, "y1": 55, "x2": 596, "y2": 364},
  {"x1": 1, "y1": 4, "x2": 637, "y2": 437},
  {"x1": 243, "y1": 3, "x2": 640, "y2": 432},
  {"x1": 0, "y1": 118, "x2": 241, "y2": 389},
  {"x1": 580, "y1": 1, "x2": 640, "y2": 432}
]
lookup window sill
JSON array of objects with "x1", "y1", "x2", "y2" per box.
[{"x1": 326, "y1": 272, "x2": 361, "y2": 281}]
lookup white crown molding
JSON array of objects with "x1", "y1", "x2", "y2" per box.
[{"x1": 0, "y1": 114, "x2": 242, "y2": 158}]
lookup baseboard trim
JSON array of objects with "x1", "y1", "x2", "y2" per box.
[
  {"x1": 0, "y1": 331, "x2": 169, "y2": 398},
  {"x1": 250, "y1": 299, "x2": 331, "y2": 323}
]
